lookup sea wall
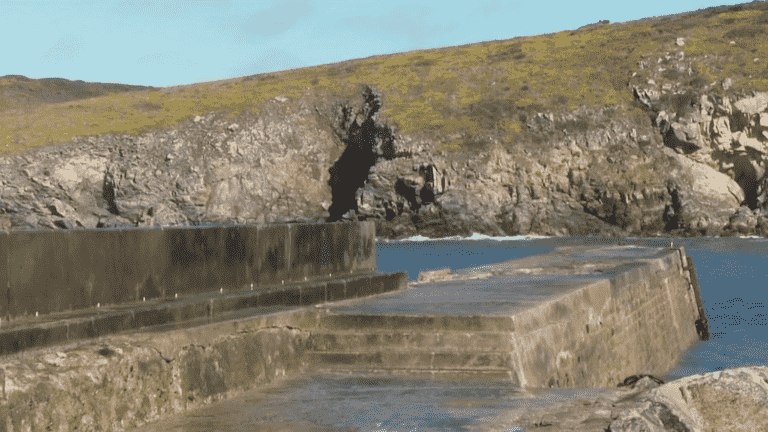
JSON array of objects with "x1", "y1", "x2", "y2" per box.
[
  {"x1": 505, "y1": 247, "x2": 705, "y2": 388},
  {"x1": 0, "y1": 221, "x2": 375, "y2": 322}
]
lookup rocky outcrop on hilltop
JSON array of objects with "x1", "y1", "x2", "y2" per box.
[
  {"x1": 361, "y1": 36, "x2": 768, "y2": 238},
  {"x1": 2, "y1": 36, "x2": 768, "y2": 238}
]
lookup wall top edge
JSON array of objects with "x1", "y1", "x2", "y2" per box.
[{"x1": 0, "y1": 220, "x2": 374, "y2": 235}]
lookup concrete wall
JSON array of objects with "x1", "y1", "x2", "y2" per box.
[
  {"x1": 1, "y1": 221, "x2": 376, "y2": 322},
  {"x1": 0, "y1": 274, "x2": 409, "y2": 432},
  {"x1": 506, "y1": 247, "x2": 702, "y2": 388}
]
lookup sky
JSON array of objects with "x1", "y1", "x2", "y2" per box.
[{"x1": 0, "y1": 0, "x2": 745, "y2": 88}]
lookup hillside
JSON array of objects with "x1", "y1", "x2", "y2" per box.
[{"x1": 1, "y1": 1, "x2": 768, "y2": 238}]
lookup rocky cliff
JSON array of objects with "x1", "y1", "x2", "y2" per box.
[{"x1": 2, "y1": 32, "x2": 768, "y2": 239}]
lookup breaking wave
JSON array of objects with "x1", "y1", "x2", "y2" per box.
[{"x1": 378, "y1": 233, "x2": 553, "y2": 242}]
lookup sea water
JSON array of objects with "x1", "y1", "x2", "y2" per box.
[{"x1": 135, "y1": 235, "x2": 768, "y2": 431}]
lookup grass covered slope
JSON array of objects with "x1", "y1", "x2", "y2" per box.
[{"x1": 1, "y1": 2, "x2": 767, "y2": 157}]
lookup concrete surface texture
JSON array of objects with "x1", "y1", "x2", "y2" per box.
[
  {"x1": 0, "y1": 271, "x2": 407, "y2": 356},
  {"x1": 0, "y1": 221, "x2": 375, "y2": 322},
  {"x1": 0, "y1": 245, "x2": 711, "y2": 431}
]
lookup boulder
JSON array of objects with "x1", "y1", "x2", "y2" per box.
[
  {"x1": 760, "y1": 113, "x2": 768, "y2": 128},
  {"x1": 733, "y1": 92, "x2": 768, "y2": 116},
  {"x1": 726, "y1": 206, "x2": 759, "y2": 234},
  {"x1": 610, "y1": 366, "x2": 768, "y2": 431},
  {"x1": 633, "y1": 86, "x2": 661, "y2": 109},
  {"x1": 672, "y1": 152, "x2": 744, "y2": 206},
  {"x1": 711, "y1": 116, "x2": 732, "y2": 150},
  {"x1": 666, "y1": 121, "x2": 703, "y2": 153},
  {"x1": 731, "y1": 131, "x2": 765, "y2": 153}
]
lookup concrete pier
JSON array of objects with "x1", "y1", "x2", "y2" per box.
[
  {"x1": 307, "y1": 245, "x2": 708, "y2": 388},
  {"x1": 0, "y1": 243, "x2": 707, "y2": 431}
]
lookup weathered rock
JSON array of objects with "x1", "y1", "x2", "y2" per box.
[
  {"x1": 725, "y1": 205, "x2": 759, "y2": 234},
  {"x1": 711, "y1": 116, "x2": 732, "y2": 150},
  {"x1": 666, "y1": 121, "x2": 703, "y2": 153},
  {"x1": 610, "y1": 366, "x2": 768, "y2": 432},
  {"x1": 733, "y1": 92, "x2": 768, "y2": 116},
  {"x1": 5, "y1": 54, "x2": 768, "y2": 239},
  {"x1": 0, "y1": 321, "x2": 309, "y2": 432}
]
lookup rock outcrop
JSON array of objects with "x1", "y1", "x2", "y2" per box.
[
  {"x1": 0, "y1": 94, "x2": 340, "y2": 231},
  {"x1": 610, "y1": 366, "x2": 768, "y2": 432},
  {"x1": 482, "y1": 367, "x2": 768, "y2": 431},
  {"x1": 3, "y1": 38, "x2": 768, "y2": 239}
]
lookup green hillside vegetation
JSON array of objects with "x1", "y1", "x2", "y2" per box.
[{"x1": 2, "y1": 2, "x2": 767, "y2": 156}]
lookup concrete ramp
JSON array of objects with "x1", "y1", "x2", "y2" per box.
[{"x1": 305, "y1": 245, "x2": 709, "y2": 388}]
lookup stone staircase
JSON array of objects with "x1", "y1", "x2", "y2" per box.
[{"x1": 304, "y1": 313, "x2": 517, "y2": 379}]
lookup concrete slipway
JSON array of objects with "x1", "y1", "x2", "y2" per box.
[{"x1": 0, "y1": 242, "x2": 708, "y2": 431}]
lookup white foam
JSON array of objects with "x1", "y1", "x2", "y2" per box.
[{"x1": 379, "y1": 233, "x2": 554, "y2": 242}]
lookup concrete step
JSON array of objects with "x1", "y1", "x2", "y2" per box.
[
  {"x1": 306, "y1": 329, "x2": 511, "y2": 352},
  {"x1": 0, "y1": 271, "x2": 408, "y2": 356},
  {"x1": 315, "y1": 313, "x2": 516, "y2": 332},
  {"x1": 305, "y1": 349, "x2": 514, "y2": 370},
  {"x1": 307, "y1": 365, "x2": 517, "y2": 382}
]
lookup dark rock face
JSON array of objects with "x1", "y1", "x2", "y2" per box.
[{"x1": 327, "y1": 87, "x2": 396, "y2": 221}]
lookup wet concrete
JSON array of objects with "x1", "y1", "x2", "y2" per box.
[
  {"x1": 130, "y1": 371, "x2": 638, "y2": 432},
  {"x1": 127, "y1": 372, "x2": 608, "y2": 432}
]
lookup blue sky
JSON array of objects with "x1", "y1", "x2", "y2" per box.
[{"x1": 1, "y1": 0, "x2": 737, "y2": 88}]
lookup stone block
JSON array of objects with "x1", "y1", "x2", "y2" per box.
[
  {"x1": 0, "y1": 326, "x2": 67, "y2": 355},
  {"x1": 255, "y1": 224, "x2": 291, "y2": 286},
  {"x1": 346, "y1": 275, "x2": 373, "y2": 298},
  {"x1": 162, "y1": 225, "x2": 256, "y2": 297},
  {"x1": 300, "y1": 283, "x2": 326, "y2": 306},
  {"x1": 212, "y1": 292, "x2": 260, "y2": 316},
  {"x1": 7, "y1": 230, "x2": 72, "y2": 318},
  {"x1": 369, "y1": 272, "x2": 408, "y2": 295},
  {"x1": 134, "y1": 308, "x2": 174, "y2": 329},
  {"x1": 326, "y1": 222, "x2": 352, "y2": 275},
  {"x1": 350, "y1": 221, "x2": 377, "y2": 274},
  {"x1": 92, "y1": 313, "x2": 134, "y2": 337},
  {"x1": 220, "y1": 225, "x2": 255, "y2": 290},
  {"x1": 326, "y1": 281, "x2": 346, "y2": 302},
  {"x1": 67, "y1": 228, "x2": 154, "y2": 309},
  {"x1": 115, "y1": 227, "x2": 167, "y2": 302},
  {"x1": 168, "y1": 301, "x2": 210, "y2": 323},
  {"x1": 162, "y1": 226, "x2": 215, "y2": 296},
  {"x1": 289, "y1": 223, "x2": 328, "y2": 281},
  {"x1": 259, "y1": 287, "x2": 300, "y2": 308},
  {"x1": 66, "y1": 319, "x2": 96, "y2": 341},
  {"x1": 66, "y1": 229, "x2": 115, "y2": 310}
]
